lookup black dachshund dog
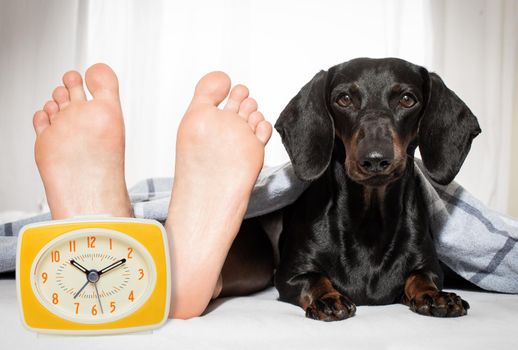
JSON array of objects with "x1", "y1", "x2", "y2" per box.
[{"x1": 273, "y1": 57, "x2": 481, "y2": 321}]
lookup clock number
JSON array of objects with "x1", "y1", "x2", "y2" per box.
[
  {"x1": 52, "y1": 293, "x2": 59, "y2": 305},
  {"x1": 128, "y1": 290, "x2": 135, "y2": 302},
  {"x1": 138, "y1": 268, "x2": 144, "y2": 280},
  {"x1": 69, "y1": 240, "x2": 76, "y2": 252},
  {"x1": 109, "y1": 238, "x2": 113, "y2": 250},
  {"x1": 51, "y1": 250, "x2": 60, "y2": 263},
  {"x1": 41, "y1": 272, "x2": 48, "y2": 283},
  {"x1": 74, "y1": 302, "x2": 80, "y2": 315},
  {"x1": 110, "y1": 301, "x2": 116, "y2": 313},
  {"x1": 87, "y1": 236, "x2": 96, "y2": 248},
  {"x1": 92, "y1": 304, "x2": 98, "y2": 316},
  {"x1": 127, "y1": 247, "x2": 134, "y2": 259}
]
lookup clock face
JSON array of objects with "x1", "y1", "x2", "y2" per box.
[{"x1": 30, "y1": 228, "x2": 157, "y2": 323}]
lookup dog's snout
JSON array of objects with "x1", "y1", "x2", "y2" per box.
[
  {"x1": 355, "y1": 117, "x2": 395, "y2": 175},
  {"x1": 359, "y1": 152, "x2": 393, "y2": 174}
]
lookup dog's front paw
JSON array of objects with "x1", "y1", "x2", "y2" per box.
[
  {"x1": 305, "y1": 293, "x2": 356, "y2": 321},
  {"x1": 409, "y1": 291, "x2": 469, "y2": 317}
]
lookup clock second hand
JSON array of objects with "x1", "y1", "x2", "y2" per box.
[
  {"x1": 93, "y1": 282, "x2": 104, "y2": 314},
  {"x1": 70, "y1": 258, "x2": 126, "y2": 311},
  {"x1": 73, "y1": 274, "x2": 104, "y2": 314},
  {"x1": 73, "y1": 279, "x2": 89, "y2": 299}
]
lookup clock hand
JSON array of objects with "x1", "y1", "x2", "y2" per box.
[
  {"x1": 70, "y1": 258, "x2": 124, "y2": 309},
  {"x1": 93, "y1": 282, "x2": 104, "y2": 314},
  {"x1": 73, "y1": 279, "x2": 90, "y2": 299},
  {"x1": 73, "y1": 269, "x2": 103, "y2": 301},
  {"x1": 98, "y1": 258, "x2": 126, "y2": 276},
  {"x1": 70, "y1": 260, "x2": 89, "y2": 274}
]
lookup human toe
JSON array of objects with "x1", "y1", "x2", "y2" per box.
[
  {"x1": 63, "y1": 70, "x2": 87, "y2": 102},
  {"x1": 255, "y1": 120, "x2": 272, "y2": 145},
  {"x1": 52, "y1": 86, "x2": 70, "y2": 109},
  {"x1": 190, "y1": 71, "x2": 231, "y2": 107},
  {"x1": 224, "y1": 84, "x2": 249, "y2": 112},
  {"x1": 247, "y1": 111, "x2": 264, "y2": 131},
  {"x1": 33, "y1": 110, "x2": 50, "y2": 135},
  {"x1": 43, "y1": 100, "x2": 59, "y2": 120},
  {"x1": 85, "y1": 63, "x2": 120, "y2": 101},
  {"x1": 238, "y1": 97, "x2": 258, "y2": 120}
]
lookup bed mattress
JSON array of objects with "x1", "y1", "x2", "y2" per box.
[{"x1": 1, "y1": 278, "x2": 517, "y2": 349}]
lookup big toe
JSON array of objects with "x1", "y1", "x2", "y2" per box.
[
  {"x1": 85, "y1": 63, "x2": 120, "y2": 101},
  {"x1": 190, "y1": 71, "x2": 231, "y2": 107}
]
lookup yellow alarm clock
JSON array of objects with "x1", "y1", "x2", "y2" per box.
[{"x1": 16, "y1": 217, "x2": 170, "y2": 335}]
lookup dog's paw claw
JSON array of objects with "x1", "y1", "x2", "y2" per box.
[
  {"x1": 305, "y1": 293, "x2": 356, "y2": 321},
  {"x1": 409, "y1": 291, "x2": 468, "y2": 317}
]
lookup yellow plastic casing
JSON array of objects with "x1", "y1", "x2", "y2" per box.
[{"x1": 16, "y1": 217, "x2": 171, "y2": 335}]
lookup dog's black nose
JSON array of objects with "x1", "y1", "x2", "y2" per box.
[{"x1": 359, "y1": 153, "x2": 392, "y2": 174}]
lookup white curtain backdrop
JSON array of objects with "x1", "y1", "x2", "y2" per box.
[
  {"x1": 1, "y1": 0, "x2": 517, "y2": 215},
  {"x1": 428, "y1": 0, "x2": 518, "y2": 214}
]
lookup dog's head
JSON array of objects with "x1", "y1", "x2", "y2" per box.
[{"x1": 275, "y1": 58, "x2": 481, "y2": 186}]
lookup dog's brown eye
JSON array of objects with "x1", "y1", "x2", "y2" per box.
[
  {"x1": 399, "y1": 94, "x2": 416, "y2": 108},
  {"x1": 337, "y1": 94, "x2": 352, "y2": 107}
]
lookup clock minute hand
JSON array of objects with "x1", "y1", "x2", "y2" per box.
[
  {"x1": 70, "y1": 259, "x2": 89, "y2": 274},
  {"x1": 98, "y1": 258, "x2": 127, "y2": 276}
]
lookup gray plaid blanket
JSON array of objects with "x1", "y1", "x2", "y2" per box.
[{"x1": 1, "y1": 161, "x2": 517, "y2": 293}]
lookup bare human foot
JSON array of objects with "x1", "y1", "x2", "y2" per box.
[
  {"x1": 167, "y1": 72, "x2": 272, "y2": 319},
  {"x1": 33, "y1": 64, "x2": 132, "y2": 219}
]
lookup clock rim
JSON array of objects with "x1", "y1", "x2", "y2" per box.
[
  {"x1": 16, "y1": 217, "x2": 171, "y2": 335},
  {"x1": 30, "y1": 227, "x2": 158, "y2": 324}
]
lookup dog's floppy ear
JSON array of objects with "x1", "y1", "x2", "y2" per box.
[
  {"x1": 274, "y1": 70, "x2": 334, "y2": 181},
  {"x1": 418, "y1": 71, "x2": 481, "y2": 185}
]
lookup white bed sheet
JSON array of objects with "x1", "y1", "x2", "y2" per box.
[{"x1": 1, "y1": 279, "x2": 517, "y2": 350}]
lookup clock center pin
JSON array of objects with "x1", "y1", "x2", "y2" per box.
[{"x1": 87, "y1": 270, "x2": 100, "y2": 283}]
